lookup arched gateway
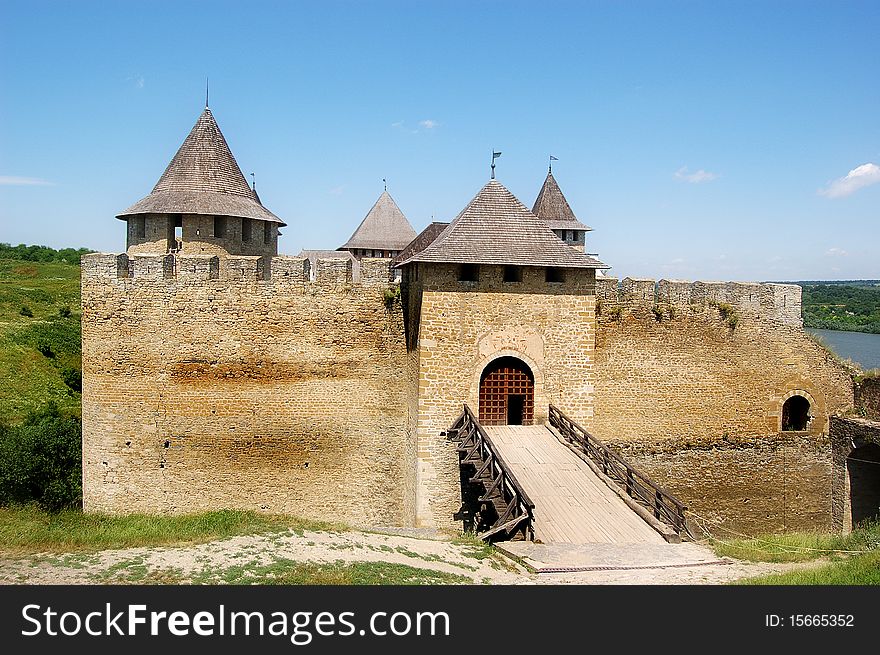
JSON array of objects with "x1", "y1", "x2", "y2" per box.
[{"x1": 479, "y1": 357, "x2": 535, "y2": 426}]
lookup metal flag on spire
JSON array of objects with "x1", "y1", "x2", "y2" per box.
[
  {"x1": 250, "y1": 172, "x2": 255, "y2": 191},
  {"x1": 205, "y1": 77, "x2": 209, "y2": 108},
  {"x1": 383, "y1": 178, "x2": 387, "y2": 191},
  {"x1": 491, "y1": 150, "x2": 502, "y2": 179},
  {"x1": 549, "y1": 155, "x2": 558, "y2": 172}
]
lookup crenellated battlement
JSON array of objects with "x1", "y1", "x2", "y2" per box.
[
  {"x1": 81, "y1": 253, "x2": 396, "y2": 287},
  {"x1": 597, "y1": 275, "x2": 802, "y2": 326}
]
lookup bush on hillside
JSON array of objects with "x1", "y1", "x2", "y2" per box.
[
  {"x1": 60, "y1": 366, "x2": 82, "y2": 392},
  {"x1": 0, "y1": 403, "x2": 82, "y2": 511}
]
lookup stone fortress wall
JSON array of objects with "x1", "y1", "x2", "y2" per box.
[
  {"x1": 81, "y1": 253, "x2": 413, "y2": 524},
  {"x1": 590, "y1": 275, "x2": 854, "y2": 534},
  {"x1": 82, "y1": 255, "x2": 855, "y2": 534}
]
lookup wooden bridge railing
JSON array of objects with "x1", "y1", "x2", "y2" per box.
[
  {"x1": 548, "y1": 404, "x2": 691, "y2": 538},
  {"x1": 447, "y1": 404, "x2": 536, "y2": 542}
]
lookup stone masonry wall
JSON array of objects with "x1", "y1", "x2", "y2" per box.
[
  {"x1": 81, "y1": 254, "x2": 412, "y2": 525},
  {"x1": 592, "y1": 276, "x2": 853, "y2": 534},
  {"x1": 830, "y1": 416, "x2": 880, "y2": 532},
  {"x1": 407, "y1": 263, "x2": 597, "y2": 528},
  {"x1": 854, "y1": 377, "x2": 880, "y2": 421},
  {"x1": 126, "y1": 214, "x2": 278, "y2": 257}
]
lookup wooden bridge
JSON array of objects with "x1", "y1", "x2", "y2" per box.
[{"x1": 448, "y1": 404, "x2": 690, "y2": 545}]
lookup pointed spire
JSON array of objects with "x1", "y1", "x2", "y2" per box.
[
  {"x1": 532, "y1": 170, "x2": 591, "y2": 232},
  {"x1": 339, "y1": 190, "x2": 418, "y2": 252},
  {"x1": 117, "y1": 107, "x2": 284, "y2": 225}
]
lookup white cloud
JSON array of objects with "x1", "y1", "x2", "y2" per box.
[
  {"x1": 328, "y1": 185, "x2": 344, "y2": 196},
  {"x1": 825, "y1": 247, "x2": 848, "y2": 257},
  {"x1": 0, "y1": 176, "x2": 53, "y2": 186},
  {"x1": 818, "y1": 162, "x2": 880, "y2": 198},
  {"x1": 392, "y1": 119, "x2": 440, "y2": 134},
  {"x1": 126, "y1": 74, "x2": 145, "y2": 89},
  {"x1": 674, "y1": 166, "x2": 718, "y2": 184}
]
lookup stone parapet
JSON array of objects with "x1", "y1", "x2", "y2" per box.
[{"x1": 595, "y1": 275, "x2": 803, "y2": 326}]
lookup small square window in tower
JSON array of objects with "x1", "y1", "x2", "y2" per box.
[
  {"x1": 503, "y1": 265, "x2": 522, "y2": 283},
  {"x1": 545, "y1": 267, "x2": 565, "y2": 283},
  {"x1": 459, "y1": 263, "x2": 479, "y2": 282},
  {"x1": 242, "y1": 217, "x2": 252, "y2": 243},
  {"x1": 213, "y1": 216, "x2": 227, "y2": 239}
]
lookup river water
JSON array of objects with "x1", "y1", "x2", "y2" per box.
[{"x1": 806, "y1": 328, "x2": 880, "y2": 370}]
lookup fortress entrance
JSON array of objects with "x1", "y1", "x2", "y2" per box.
[
  {"x1": 848, "y1": 443, "x2": 880, "y2": 527},
  {"x1": 479, "y1": 357, "x2": 534, "y2": 426}
]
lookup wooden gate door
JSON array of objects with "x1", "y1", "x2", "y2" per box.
[{"x1": 478, "y1": 357, "x2": 534, "y2": 426}]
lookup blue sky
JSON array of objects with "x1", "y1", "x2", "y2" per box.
[{"x1": 1, "y1": 0, "x2": 878, "y2": 281}]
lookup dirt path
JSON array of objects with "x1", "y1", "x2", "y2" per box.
[{"x1": 0, "y1": 527, "x2": 816, "y2": 585}]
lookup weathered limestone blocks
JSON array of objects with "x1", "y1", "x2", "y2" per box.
[
  {"x1": 177, "y1": 256, "x2": 219, "y2": 281},
  {"x1": 315, "y1": 258, "x2": 353, "y2": 287},
  {"x1": 132, "y1": 254, "x2": 174, "y2": 279},
  {"x1": 81, "y1": 253, "x2": 396, "y2": 289},
  {"x1": 656, "y1": 279, "x2": 691, "y2": 305},
  {"x1": 81, "y1": 253, "x2": 130, "y2": 279},
  {"x1": 590, "y1": 273, "x2": 804, "y2": 326},
  {"x1": 224, "y1": 255, "x2": 264, "y2": 281},
  {"x1": 268, "y1": 256, "x2": 309, "y2": 285},
  {"x1": 621, "y1": 277, "x2": 655, "y2": 307},
  {"x1": 360, "y1": 257, "x2": 393, "y2": 285},
  {"x1": 595, "y1": 276, "x2": 619, "y2": 306}
]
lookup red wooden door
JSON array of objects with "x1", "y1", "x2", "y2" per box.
[{"x1": 479, "y1": 357, "x2": 534, "y2": 426}]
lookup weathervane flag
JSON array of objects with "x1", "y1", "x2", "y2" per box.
[{"x1": 491, "y1": 150, "x2": 502, "y2": 179}]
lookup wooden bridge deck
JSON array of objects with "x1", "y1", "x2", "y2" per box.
[{"x1": 484, "y1": 425, "x2": 665, "y2": 544}]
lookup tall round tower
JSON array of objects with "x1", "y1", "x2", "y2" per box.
[{"x1": 116, "y1": 106, "x2": 285, "y2": 257}]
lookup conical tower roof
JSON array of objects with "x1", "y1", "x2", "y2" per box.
[
  {"x1": 397, "y1": 179, "x2": 605, "y2": 269},
  {"x1": 117, "y1": 108, "x2": 285, "y2": 225},
  {"x1": 339, "y1": 190, "x2": 417, "y2": 251},
  {"x1": 532, "y1": 171, "x2": 591, "y2": 232}
]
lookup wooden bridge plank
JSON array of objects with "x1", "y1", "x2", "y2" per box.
[{"x1": 484, "y1": 425, "x2": 665, "y2": 545}]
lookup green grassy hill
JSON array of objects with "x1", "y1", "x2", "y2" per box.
[{"x1": 0, "y1": 259, "x2": 82, "y2": 422}]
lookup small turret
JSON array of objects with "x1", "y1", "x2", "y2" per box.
[
  {"x1": 117, "y1": 107, "x2": 285, "y2": 257},
  {"x1": 532, "y1": 171, "x2": 591, "y2": 252},
  {"x1": 338, "y1": 190, "x2": 417, "y2": 260}
]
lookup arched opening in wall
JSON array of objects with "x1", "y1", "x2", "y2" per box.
[
  {"x1": 848, "y1": 444, "x2": 880, "y2": 528},
  {"x1": 782, "y1": 395, "x2": 810, "y2": 431},
  {"x1": 479, "y1": 357, "x2": 534, "y2": 426}
]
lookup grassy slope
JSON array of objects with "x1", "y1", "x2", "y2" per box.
[
  {"x1": 712, "y1": 521, "x2": 880, "y2": 584},
  {"x1": 0, "y1": 259, "x2": 82, "y2": 422},
  {"x1": 0, "y1": 506, "x2": 347, "y2": 555}
]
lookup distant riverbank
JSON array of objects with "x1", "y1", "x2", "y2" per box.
[
  {"x1": 806, "y1": 328, "x2": 880, "y2": 371},
  {"x1": 800, "y1": 282, "x2": 880, "y2": 335}
]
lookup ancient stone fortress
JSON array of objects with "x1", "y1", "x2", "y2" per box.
[{"x1": 82, "y1": 106, "x2": 868, "y2": 536}]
